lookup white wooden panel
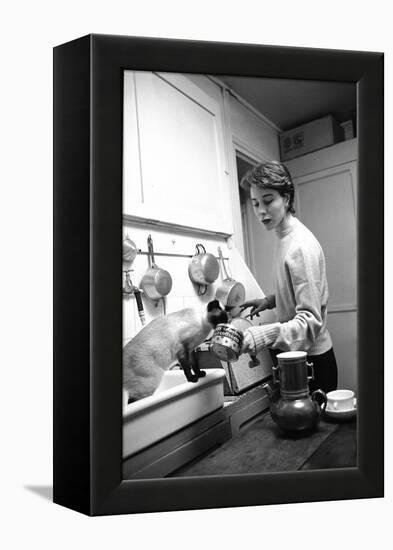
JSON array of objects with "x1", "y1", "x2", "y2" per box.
[
  {"x1": 294, "y1": 163, "x2": 357, "y2": 309},
  {"x1": 123, "y1": 71, "x2": 142, "y2": 212},
  {"x1": 123, "y1": 71, "x2": 231, "y2": 233}
]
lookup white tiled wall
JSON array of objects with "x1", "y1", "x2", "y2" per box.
[
  {"x1": 122, "y1": 223, "x2": 231, "y2": 347},
  {"x1": 122, "y1": 223, "x2": 272, "y2": 348}
]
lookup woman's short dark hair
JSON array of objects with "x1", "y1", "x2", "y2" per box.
[{"x1": 241, "y1": 160, "x2": 296, "y2": 214}]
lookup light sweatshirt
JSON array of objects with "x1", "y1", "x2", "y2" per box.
[{"x1": 245, "y1": 215, "x2": 332, "y2": 356}]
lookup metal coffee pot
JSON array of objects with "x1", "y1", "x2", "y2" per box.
[{"x1": 263, "y1": 351, "x2": 327, "y2": 434}]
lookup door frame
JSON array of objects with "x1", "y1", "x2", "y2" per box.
[{"x1": 231, "y1": 140, "x2": 268, "y2": 275}]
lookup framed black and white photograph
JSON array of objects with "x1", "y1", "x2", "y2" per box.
[{"x1": 53, "y1": 34, "x2": 383, "y2": 516}]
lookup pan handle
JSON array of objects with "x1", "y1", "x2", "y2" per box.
[
  {"x1": 217, "y1": 246, "x2": 230, "y2": 280},
  {"x1": 197, "y1": 283, "x2": 208, "y2": 296},
  {"x1": 147, "y1": 234, "x2": 156, "y2": 268},
  {"x1": 134, "y1": 288, "x2": 146, "y2": 325}
]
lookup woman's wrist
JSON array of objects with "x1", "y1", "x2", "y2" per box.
[
  {"x1": 265, "y1": 294, "x2": 276, "y2": 310},
  {"x1": 242, "y1": 329, "x2": 257, "y2": 354},
  {"x1": 245, "y1": 324, "x2": 280, "y2": 352}
]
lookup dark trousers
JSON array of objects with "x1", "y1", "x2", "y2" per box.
[{"x1": 270, "y1": 347, "x2": 338, "y2": 394}]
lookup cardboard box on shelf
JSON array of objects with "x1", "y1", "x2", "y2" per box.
[{"x1": 279, "y1": 115, "x2": 344, "y2": 161}]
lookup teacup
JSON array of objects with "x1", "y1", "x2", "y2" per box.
[{"x1": 326, "y1": 389, "x2": 356, "y2": 412}]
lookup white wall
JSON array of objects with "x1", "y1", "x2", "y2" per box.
[
  {"x1": 226, "y1": 92, "x2": 280, "y2": 322},
  {"x1": 7, "y1": 4, "x2": 391, "y2": 550}
]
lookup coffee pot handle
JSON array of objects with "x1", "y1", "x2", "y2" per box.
[
  {"x1": 272, "y1": 364, "x2": 280, "y2": 384},
  {"x1": 311, "y1": 389, "x2": 327, "y2": 410},
  {"x1": 307, "y1": 361, "x2": 314, "y2": 381}
]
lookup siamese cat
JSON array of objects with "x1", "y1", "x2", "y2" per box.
[{"x1": 123, "y1": 300, "x2": 228, "y2": 403}]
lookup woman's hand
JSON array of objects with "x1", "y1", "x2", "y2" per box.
[
  {"x1": 239, "y1": 298, "x2": 268, "y2": 317},
  {"x1": 241, "y1": 330, "x2": 256, "y2": 354}
]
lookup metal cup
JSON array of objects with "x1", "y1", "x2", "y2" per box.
[{"x1": 210, "y1": 323, "x2": 244, "y2": 362}]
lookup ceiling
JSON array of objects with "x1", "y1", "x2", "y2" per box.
[{"x1": 219, "y1": 75, "x2": 356, "y2": 131}]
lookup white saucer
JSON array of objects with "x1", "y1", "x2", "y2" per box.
[{"x1": 324, "y1": 406, "x2": 357, "y2": 420}]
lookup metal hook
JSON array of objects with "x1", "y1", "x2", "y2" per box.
[{"x1": 123, "y1": 271, "x2": 135, "y2": 294}]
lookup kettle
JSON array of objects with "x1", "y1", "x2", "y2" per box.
[{"x1": 263, "y1": 351, "x2": 327, "y2": 434}]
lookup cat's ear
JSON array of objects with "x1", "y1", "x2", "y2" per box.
[
  {"x1": 207, "y1": 307, "x2": 228, "y2": 327},
  {"x1": 207, "y1": 299, "x2": 222, "y2": 312}
]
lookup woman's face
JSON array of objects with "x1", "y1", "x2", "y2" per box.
[{"x1": 250, "y1": 186, "x2": 288, "y2": 231}]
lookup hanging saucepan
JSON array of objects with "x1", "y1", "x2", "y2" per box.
[
  {"x1": 140, "y1": 234, "x2": 173, "y2": 301},
  {"x1": 188, "y1": 243, "x2": 220, "y2": 295},
  {"x1": 122, "y1": 234, "x2": 138, "y2": 266},
  {"x1": 215, "y1": 246, "x2": 246, "y2": 307}
]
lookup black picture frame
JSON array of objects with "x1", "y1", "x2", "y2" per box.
[{"x1": 53, "y1": 34, "x2": 384, "y2": 516}]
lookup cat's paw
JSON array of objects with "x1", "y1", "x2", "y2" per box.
[
  {"x1": 198, "y1": 370, "x2": 206, "y2": 378},
  {"x1": 187, "y1": 373, "x2": 199, "y2": 383}
]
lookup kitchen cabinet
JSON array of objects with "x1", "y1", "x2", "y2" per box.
[
  {"x1": 123, "y1": 71, "x2": 232, "y2": 234},
  {"x1": 122, "y1": 386, "x2": 270, "y2": 479}
]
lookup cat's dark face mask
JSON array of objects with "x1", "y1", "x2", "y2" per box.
[{"x1": 207, "y1": 300, "x2": 228, "y2": 327}]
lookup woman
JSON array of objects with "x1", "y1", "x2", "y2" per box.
[{"x1": 239, "y1": 160, "x2": 338, "y2": 393}]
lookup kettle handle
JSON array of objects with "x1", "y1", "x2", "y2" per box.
[
  {"x1": 307, "y1": 361, "x2": 315, "y2": 381},
  {"x1": 311, "y1": 389, "x2": 327, "y2": 410}
]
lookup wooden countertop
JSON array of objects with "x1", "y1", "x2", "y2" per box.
[
  {"x1": 171, "y1": 411, "x2": 357, "y2": 477},
  {"x1": 300, "y1": 418, "x2": 357, "y2": 470}
]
